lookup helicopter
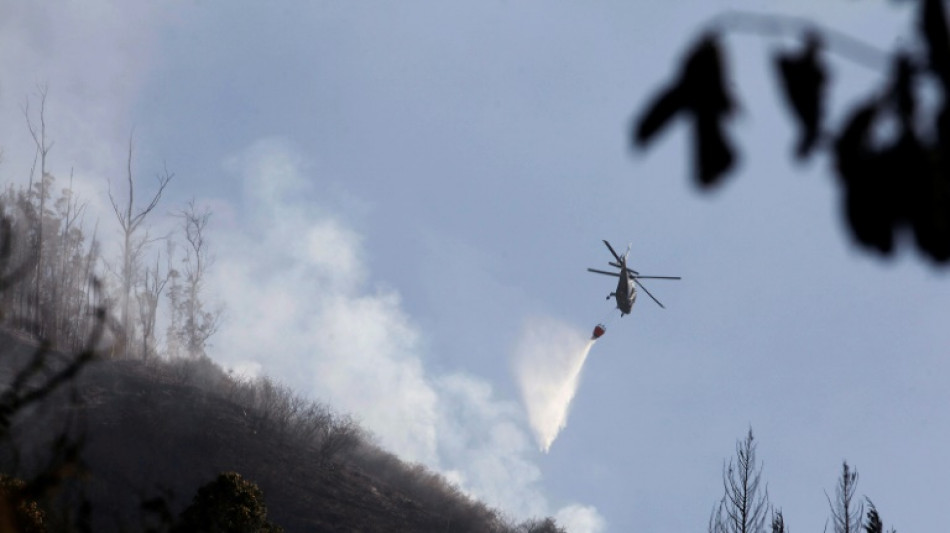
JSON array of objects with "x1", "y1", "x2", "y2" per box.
[{"x1": 587, "y1": 240, "x2": 680, "y2": 318}]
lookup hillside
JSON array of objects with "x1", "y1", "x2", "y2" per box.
[{"x1": 0, "y1": 329, "x2": 556, "y2": 532}]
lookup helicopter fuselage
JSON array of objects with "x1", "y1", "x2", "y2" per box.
[{"x1": 614, "y1": 263, "x2": 637, "y2": 316}]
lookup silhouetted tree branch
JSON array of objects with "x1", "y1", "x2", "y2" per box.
[
  {"x1": 634, "y1": 1, "x2": 950, "y2": 263},
  {"x1": 0, "y1": 198, "x2": 105, "y2": 532}
]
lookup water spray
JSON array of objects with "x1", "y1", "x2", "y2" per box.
[{"x1": 514, "y1": 314, "x2": 616, "y2": 453}]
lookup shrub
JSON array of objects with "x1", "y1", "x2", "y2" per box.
[
  {"x1": 173, "y1": 472, "x2": 281, "y2": 533},
  {"x1": 0, "y1": 474, "x2": 46, "y2": 533}
]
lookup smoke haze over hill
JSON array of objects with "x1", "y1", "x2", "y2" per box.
[{"x1": 206, "y1": 139, "x2": 603, "y2": 529}]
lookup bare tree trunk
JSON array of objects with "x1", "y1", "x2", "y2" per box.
[
  {"x1": 23, "y1": 85, "x2": 53, "y2": 338},
  {"x1": 137, "y1": 252, "x2": 168, "y2": 361},
  {"x1": 52, "y1": 169, "x2": 87, "y2": 347},
  {"x1": 76, "y1": 223, "x2": 100, "y2": 353},
  {"x1": 174, "y1": 199, "x2": 219, "y2": 358},
  {"x1": 108, "y1": 135, "x2": 172, "y2": 358}
]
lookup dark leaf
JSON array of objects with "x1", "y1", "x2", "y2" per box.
[
  {"x1": 875, "y1": 58, "x2": 950, "y2": 262},
  {"x1": 774, "y1": 33, "x2": 827, "y2": 159},
  {"x1": 907, "y1": 144, "x2": 950, "y2": 261},
  {"x1": 634, "y1": 33, "x2": 737, "y2": 187},
  {"x1": 833, "y1": 102, "x2": 877, "y2": 186},
  {"x1": 683, "y1": 35, "x2": 734, "y2": 117},
  {"x1": 687, "y1": 35, "x2": 737, "y2": 186},
  {"x1": 634, "y1": 85, "x2": 686, "y2": 147},
  {"x1": 891, "y1": 54, "x2": 916, "y2": 125},
  {"x1": 834, "y1": 101, "x2": 897, "y2": 254},
  {"x1": 634, "y1": 35, "x2": 730, "y2": 146},
  {"x1": 920, "y1": 0, "x2": 950, "y2": 88},
  {"x1": 694, "y1": 114, "x2": 736, "y2": 185}
]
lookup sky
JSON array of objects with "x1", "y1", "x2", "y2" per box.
[{"x1": 1, "y1": 1, "x2": 947, "y2": 532}]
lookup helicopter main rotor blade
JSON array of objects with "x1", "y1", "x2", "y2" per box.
[
  {"x1": 633, "y1": 278, "x2": 666, "y2": 309},
  {"x1": 609, "y1": 261, "x2": 639, "y2": 274},
  {"x1": 631, "y1": 275, "x2": 681, "y2": 280},
  {"x1": 602, "y1": 240, "x2": 622, "y2": 263},
  {"x1": 588, "y1": 268, "x2": 621, "y2": 277}
]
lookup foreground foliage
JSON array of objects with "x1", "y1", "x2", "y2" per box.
[
  {"x1": 0, "y1": 475, "x2": 46, "y2": 533},
  {"x1": 635, "y1": 0, "x2": 950, "y2": 263},
  {"x1": 173, "y1": 472, "x2": 282, "y2": 533}
]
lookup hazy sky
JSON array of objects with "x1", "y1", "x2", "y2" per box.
[{"x1": 2, "y1": 1, "x2": 947, "y2": 532}]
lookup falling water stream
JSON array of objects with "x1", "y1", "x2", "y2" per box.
[{"x1": 515, "y1": 321, "x2": 597, "y2": 452}]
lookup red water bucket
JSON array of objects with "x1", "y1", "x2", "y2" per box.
[{"x1": 591, "y1": 324, "x2": 606, "y2": 340}]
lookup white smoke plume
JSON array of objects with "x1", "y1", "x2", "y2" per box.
[
  {"x1": 513, "y1": 317, "x2": 595, "y2": 453},
  {"x1": 206, "y1": 138, "x2": 604, "y2": 527},
  {"x1": 556, "y1": 504, "x2": 607, "y2": 533}
]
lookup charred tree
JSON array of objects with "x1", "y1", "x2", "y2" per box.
[
  {"x1": 108, "y1": 135, "x2": 172, "y2": 358},
  {"x1": 710, "y1": 429, "x2": 771, "y2": 533}
]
